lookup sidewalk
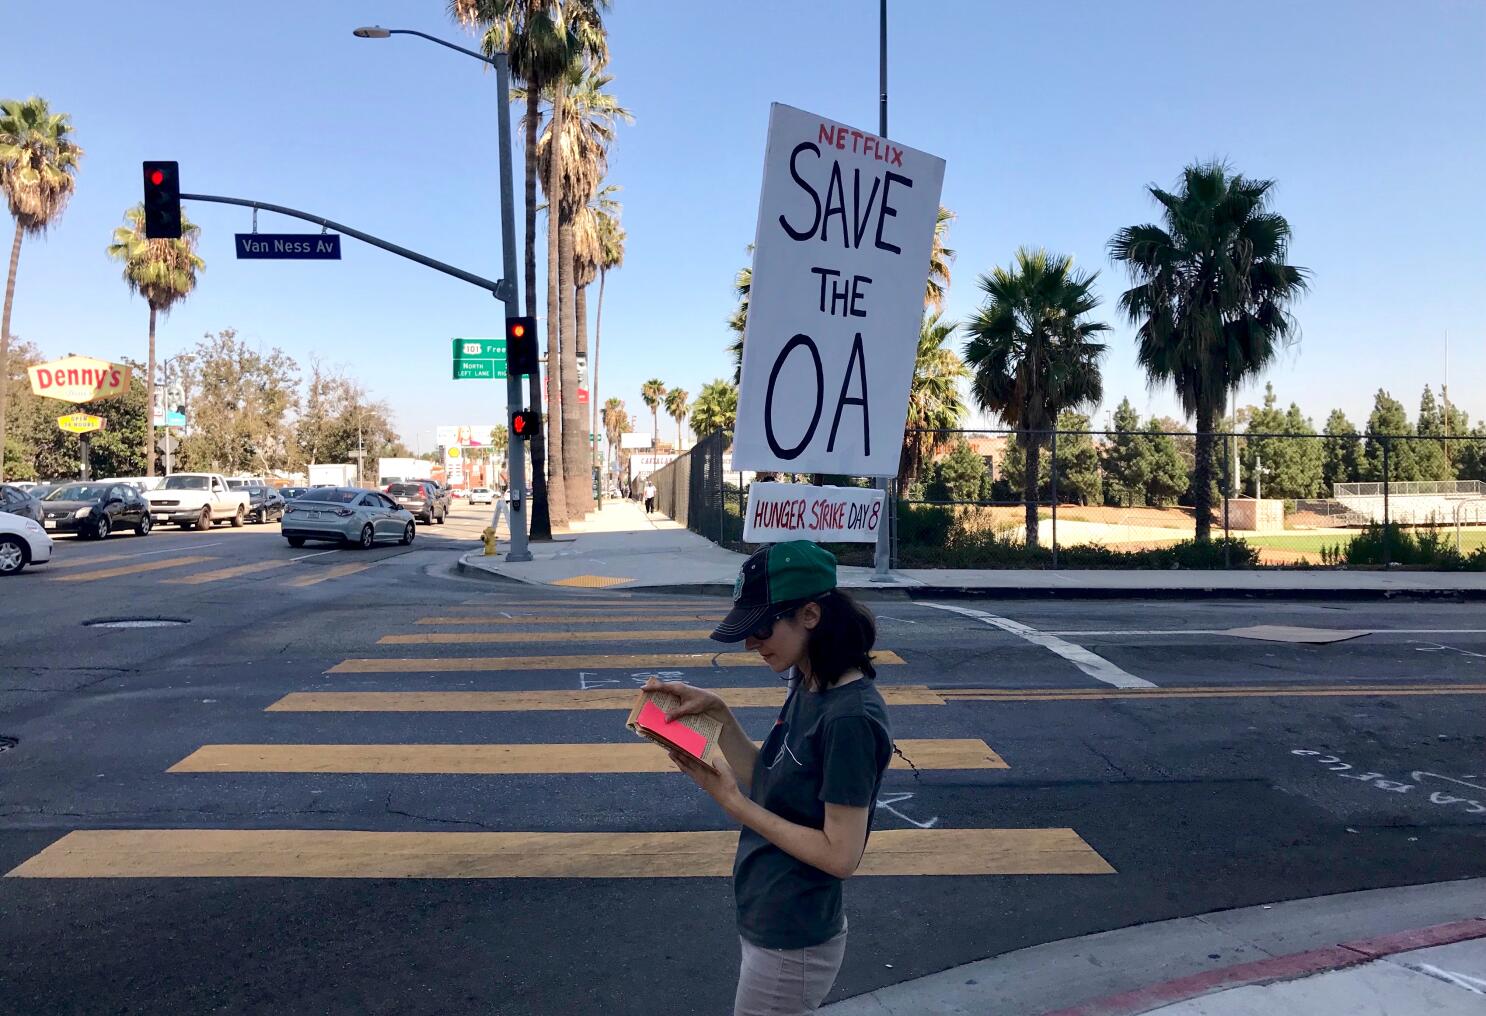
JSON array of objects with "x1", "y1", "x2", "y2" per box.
[
  {"x1": 458, "y1": 500, "x2": 1486, "y2": 598},
  {"x1": 820, "y1": 879, "x2": 1486, "y2": 1015}
]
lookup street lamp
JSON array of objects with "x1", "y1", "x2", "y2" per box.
[{"x1": 353, "y1": 23, "x2": 534, "y2": 562}]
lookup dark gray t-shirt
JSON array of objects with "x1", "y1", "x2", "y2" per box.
[{"x1": 733, "y1": 674, "x2": 893, "y2": 949}]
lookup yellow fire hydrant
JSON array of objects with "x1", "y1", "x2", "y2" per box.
[{"x1": 481, "y1": 526, "x2": 500, "y2": 556}]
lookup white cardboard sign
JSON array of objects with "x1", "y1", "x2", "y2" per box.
[
  {"x1": 731, "y1": 103, "x2": 946, "y2": 476},
  {"x1": 743, "y1": 482, "x2": 885, "y2": 543}
]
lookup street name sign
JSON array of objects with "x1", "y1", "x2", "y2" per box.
[
  {"x1": 28, "y1": 356, "x2": 131, "y2": 403},
  {"x1": 452, "y1": 339, "x2": 508, "y2": 380},
  {"x1": 57, "y1": 413, "x2": 105, "y2": 435},
  {"x1": 731, "y1": 103, "x2": 945, "y2": 476},
  {"x1": 235, "y1": 233, "x2": 342, "y2": 260}
]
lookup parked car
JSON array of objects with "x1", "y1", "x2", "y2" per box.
[
  {"x1": 281, "y1": 487, "x2": 416, "y2": 549},
  {"x1": 0, "y1": 483, "x2": 43, "y2": 522},
  {"x1": 228, "y1": 479, "x2": 286, "y2": 524},
  {"x1": 279, "y1": 486, "x2": 309, "y2": 502},
  {"x1": 468, "y1": 487, "x2": 494, "y2": 505},
  {"x1": 451, "y1": 487, "x2": 469, "y2": 499},
  {"x1": 0, "y1": 511, "x2": 52, "y2": 575},
  {"x1": 413, "y1": 479, "x2": 452, "y2": 516},
  {"x1": 11, "y1": 481, "x2": 40, "y2": 492},
  {"x1": 97, "y1": 476, "x2": 162, "y2": 492},
  {"x1": 39, "y1": 481, "x2": 153, "y2": 539},
  {"x1": 145, "y1": 473, "x2": 252, "y2": 530},
  {"x1": 386, "y1": 481, "x2": 446, "y2": 525}
]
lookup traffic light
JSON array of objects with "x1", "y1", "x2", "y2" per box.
[
  {"x1": 142, "y1": 161, "x2": 181, "y2": 239},
  {"x1": 510, "y1": 409, "x2": 540, "y2": 439},
  {"x1": 506, "y1": 316, "x2": 538, "y2": 376}
]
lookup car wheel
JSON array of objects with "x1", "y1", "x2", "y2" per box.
[
  {"x1": 358, "y1": 524, "x2": 375, "y2": 549},
  {"x1": 94, "y1": 516, "x2": 111, "y2": 540},
  {"x1": 436, "y1": 510, "x2": 446, "y2": 525},
  {"x1": 0, "y1": 536, "x2": 27, "y2": 575},
  {"x1": 399, "y1": 522, "x2": 415, "y2": 546},
  {"x1": 195, "y1": 508, "x2": 212, "y2": 531},
  {"x1": 231, "y1": 506, "x2": 246, "y2": 528},
  {"x1": 286, "y1": 536, "x2": 306, "y2": 548},
  {"x1": 135, "y1": 515, "x2": 152, "y2": 536}
]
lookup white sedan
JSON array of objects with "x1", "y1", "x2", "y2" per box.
[
  {"x1": 0, "y1": 511, "x2": 53, "y2": 575},
  {"x1": 469, "y1": 487, "x2": 494, "y2": 505}
]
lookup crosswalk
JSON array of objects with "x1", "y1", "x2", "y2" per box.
[
  {"x1": 6, "y1": 596, "x2": 1117, "y2": 882},
  {"x1": 41, "y1": 548, "x2": 390, "y2": 588}
]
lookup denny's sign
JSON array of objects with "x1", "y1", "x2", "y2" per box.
[{"x1": 27, "y1": 356, "x2": 132, "y2": 403}]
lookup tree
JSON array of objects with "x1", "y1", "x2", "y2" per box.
[
  {"x1": 601, "y1": 395, "x2": 627, "y2": 484},
  {"x1": 1145, "y1": 420, "x2": 1189, "y2": 506},
  {"x1": 1100, "y1": 398, "x2": 1151, "y2": 507},
  {"x1": 664, "y1": 387, "x2": 689, "y2": 451},
  {"x1": 1414, "y1": 385, "x2": 1454, "y2": 481},
  {"x1": 900, "y1": 312, "x2": 968, "y2": 486},
  {"x1": 640, "y1": 378, "x2": 666, "y2": 450},
  {"x1": 178, "y1": 329, "x2": 297, "y2": 475},
  {"x1": 1321, "y1": 409, "x2": 1362, "y2": 491},
  {"x1": 924, "y1": 206, "x2": 956, "y2": 314},
  {"x1": 927, "y1": 437, "x2": 989, "y2": 503},
  {"x1": 106, "y1": 204, "x2": 204, "y2": 477},
  {"x1": 1240, "y1": 383, "x2": 1323, "y2": 499},
  {"x1": 726, "y1": 254, "x2": 751, "y2": 384},
  {"x1": 0, "y1": 96, "x2": 83, "y2": 480},
  {"x1": 964, "y1": 248, "x2": 1108, "y2": 546},
  {"x1": 1050, "y1": 410, "x2": 1101, "y2": 505},
  {"x1": 690, "y1": 379, "x2": 737, "y2": 437},
  {"x1": 1109, "y1": 161, "x2": 1309, "y2": 540},
  {"x1": 1457, "y1": 423, "x2": 1486, "y2": 483},
  {"x1": 1363, "y1": 389, "x2": 1418, "y2": 482},
  {"x1": 578, "y1": 183, "x2": 623, "y2": 499}
]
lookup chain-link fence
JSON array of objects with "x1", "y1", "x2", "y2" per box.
[{"x1": 649, "y1": 428, "x2": 1486, "y2": 570}]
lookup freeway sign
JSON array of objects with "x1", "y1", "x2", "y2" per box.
[
  {"x1": 235, "y1": 233, "x2": 342, "y2": 260},
  {"x1": 453, "y1": 338, "x2": 507, "y2": 380}
]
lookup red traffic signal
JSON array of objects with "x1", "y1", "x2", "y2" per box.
[
  {"x1": 506, "y1": 316, "x2": 538, "y2": 376},
  {"x1": 510, "y1": 409, "x2": 540, "y2": 438},
  {"x1": 142, "y1": 160, "x2": 182, "y2": 239}
]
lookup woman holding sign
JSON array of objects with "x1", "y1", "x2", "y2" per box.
[{"x1": 646, "y1": 540, "x2": 892, "y2": 1015}]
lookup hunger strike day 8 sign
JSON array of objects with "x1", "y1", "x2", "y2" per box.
[{"x1": 733, "y1": 103, "x2": 945, "y2": 541}]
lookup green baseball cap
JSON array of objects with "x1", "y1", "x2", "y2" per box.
[{"x1": 710, "y1": 541, "x2": 838, "y2": 643}]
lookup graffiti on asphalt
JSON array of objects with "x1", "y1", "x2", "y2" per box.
[{"x1": 1291, "y1": 750, "x2": 1486, "y2": 816}]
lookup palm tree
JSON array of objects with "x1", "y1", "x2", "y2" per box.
[
  {"x1": 106, "y1": 205, "x2": 204, "y2": 478},
  {"x1": 583, "y1": 187, "x2": 624, "y2": 499},
  {"x1": 964, "y1": 248, "x2": 1108, "y2": 547},
  {"x1": 0, "y1": 96, "x2": 82, "y2": 480},
  {"x1": 640, "y1": 379, "x2": 666, "y2": 450},
  {"x1": 453, "y1": 0, "x2": 606, "y2": 534},
  {"x1": 925, "y1": 206, "x2": 956, "y2": 313},
  {"x1": 726, "y1": 255, "x2": 752, "y2": 384},
  {"x1": 1109, "y1": 162, "x2": 1308, "y2": 540},
  {"x1": 601, "y1": 395, "x2": 627, "y2": 480},
  {"x1": 690, "y1": 380, "x2": 738, "y2": 438},
  {"x1": 901, "y1": 313, "x2": 969, "y2": 486},
  {"x1": 665, "y1": 387, "x2": 689, "y2": 452}
]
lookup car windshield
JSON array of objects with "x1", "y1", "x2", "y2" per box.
[
  {"x1": 44, "y1": 484, "x2": 109, "y2": 501},
  {"x1": 388, "y1": 484, "x2": 425, "y2": 497},
  {"x1": 298, "y1": 488, "x2": 359, "y2": 505},
  {"x1": 160, "y1": 475, "x2": 210, "y2": 490}
]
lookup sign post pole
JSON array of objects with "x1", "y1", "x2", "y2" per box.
[
  {"x1": 493, "y1": 51, "x2": 531, "y2": 562},
  {"x1": 871, "y1": 0, "x2": 894, "y2": 581}
]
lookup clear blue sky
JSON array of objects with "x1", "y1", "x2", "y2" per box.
[{"x1": 7, "y1": 0, "x2": 1484, "y2": 450}]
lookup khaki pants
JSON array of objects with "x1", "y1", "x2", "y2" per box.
[{"x1": 734, "y1": 924, "x2": 847, "y2": 1016}]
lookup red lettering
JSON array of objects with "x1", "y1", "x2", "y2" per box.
[
  {"x1": 849, "y1": 129, "x2": 863, "y2": 153},
  {"x1": 65, "y1": 369, "x2": 78, "y2": 384},
  {"x1": 37, "y1": 368, "x2": 52, "y2": 387},
  {"x1": 109, "y1": 369, "x2": 122, "y2": 387},
  {"x1": 890, "y1": 146, "x2": 903, "y2": 167},
  {"x1": 817, "y1": 124, "x2": 835, "y2": 147},
  {"x1": 751, "y1": 499, "x2": 767, "y2": 527}
]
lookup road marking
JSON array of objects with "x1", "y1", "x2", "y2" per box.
[
  {"x1": 267, "y1": 684, "x2": 946, "y2": 711},
  {"x1": 53, "y1": 555, "x2": 218, "y2": 583},
  {"x1": 289, "y1": 548, "x2": 341, "y2": 562},
  {"x1": 286, "y1": 561, "x2": 377, "y2": 588},
  {"x1": 380, "y1": 629, "x2": 721, "y2": 645},
  {"x1": 168, "y1": 738, "x2": 1005, "y2": 774},
  {"x1": 939, "y1": 683, "x2": 1486, "y2": 702},
  {"x1": 44, "y1": 540, "x2": 226, "y2": 568},
  {"x1": 551, "y1": 575, "x2": 633, "y2": 588},
  {"x1": 416, "y1": 614, "x2": 724, "y2": 625},
  {"x1": 327, "y1": 649, "x2": 906, "y2": 673},
  {"x1": 1044, "y1": 628, "x2": 1486, "y2": 637},
  {"x1": 5, "y1": 828, "x2": 1112, "y2": 878},
  {"x1": 165, "y1": 560, "x2": 292, "y2": 585},
  {"x1": 459, "y1": 599, "x2": 723, "y2": 608},
  {"x1": 923, "y1": 603, "x2": 1155, "y2": 689}
]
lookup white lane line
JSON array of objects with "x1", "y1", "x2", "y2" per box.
[
  {"x1": 1045, "y1": 628, "x2": 1486, "y2": 637},
  {"x1": 289, "y1": 549, "x2": 341, "y2": 562},
  {"x1": 923, "y1": 602, "x2": 1157, "y2": 689}
]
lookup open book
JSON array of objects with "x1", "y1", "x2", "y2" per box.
[{"x1": 626, "y1": 688, "x2": 724, "y2": 774}]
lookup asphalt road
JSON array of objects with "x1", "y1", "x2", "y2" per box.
[{"x1": 3, "y1": 504, "x2": 1485, "y2": 1014}]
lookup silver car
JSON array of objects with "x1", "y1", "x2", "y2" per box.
[{"x1": 280, "y1": 487, "x2": 416, "y2": 549}]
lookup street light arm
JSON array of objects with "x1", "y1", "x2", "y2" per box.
[{"x1": 386, "y1": 28, "x2": 500, "y2": 68}]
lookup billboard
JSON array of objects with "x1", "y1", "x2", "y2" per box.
[{"x1": 436, "y1": 424, "x2": 502, "y2": 448}]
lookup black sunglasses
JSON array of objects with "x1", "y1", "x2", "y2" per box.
[{"x1": 748, "y1": 605, "x2": 803, "y2": 642}]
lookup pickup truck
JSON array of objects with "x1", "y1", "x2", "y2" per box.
[{"x1": 145, "y1": 473, "x2": 253, "y2": 530}]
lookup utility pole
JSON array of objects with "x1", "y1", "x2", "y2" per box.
[{"x1": 871, "y1": 0, "x2": 893, "y2": 582}]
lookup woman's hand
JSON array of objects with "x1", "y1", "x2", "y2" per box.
[
  {"x1": 643, "y1": 677, "x2": 725, "y2": 721},
  {"x1": 667, "y1": 749, "x2": 743, "y2": 813}
]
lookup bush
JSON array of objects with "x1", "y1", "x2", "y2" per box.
[
  {"x1": 895, "y1": 525, "x2": 1260, "y2": 570},
  {"x1": 1339, "y1": 522, "x2": 1486, "y2": 570}
]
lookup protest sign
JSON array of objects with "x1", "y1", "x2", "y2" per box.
[
  {"x1": 731, "y1": 103, "x2": 945, "y2": 477},
  {"x1": 743, "y1": 482, "x2": 885, "y2": 543}
]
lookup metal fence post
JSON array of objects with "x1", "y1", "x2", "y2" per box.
[
  {"x1": 1382, "y1": 438, "x2": 1391, "y2": 567},
  {"x1": 1222, "y1": 428, "x2": 1231, "y2": 569},
  {"x1": 1050, "y1": 428, "x2": 1059, "y2": 568}
]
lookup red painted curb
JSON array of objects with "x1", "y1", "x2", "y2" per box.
[{"x1": 1039, "y1": 917, "x2": 1486, "y2": 1016}]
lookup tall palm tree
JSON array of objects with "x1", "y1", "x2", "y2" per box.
[
  {"x1": 601, "y1": 395, "x2": 626, "y2": 478},
  {"x1": 453, "y1": 0, "x2": 607, "y2": 533},
  {"x1": 640, "y1": 379, "x2": 666, "y2": 451},
  {"x1": 0, "y1": 96, "x2": 82, "y2": 480},
  {"x1": 901, "y1": 313, "x2": 969, "y2": 486},
  {"x1": 106, "y1": 205, "x2": 204, "y2": 478},
  {"x1": 690, "y1": 380, "x2": 738, "y2": 437},
  {"x1": 1109, "y1": 162, "x2": 1308, "y2": 541},
  {"x1": 964, "y1": 248, "x2": 1108, "y2": 547},
  {"x1": 665, "y1": 387, "x2": 689, "y2": 452},
  {"x1": 924, "y1": 206, "x2": 956, "y2": 313},
  {"x1": 583, "y1": 187, "x2": 624, "y2": 499},
  {"x1": 726, "y1": 255, "x2": 752, "y2": 384}
]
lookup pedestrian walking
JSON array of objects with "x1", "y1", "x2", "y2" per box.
[
  {"x1": 643, "y1": 479, "x2": 657, "y2": 514},
  {"x1": 646, "y1": 541, "x2": 892, "y2": 1015}
]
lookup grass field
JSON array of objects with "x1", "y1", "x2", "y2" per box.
[{"x1": 1242, "y1": 529, "x2": 1486, "y2": 554}]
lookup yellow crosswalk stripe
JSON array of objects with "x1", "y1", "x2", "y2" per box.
[
  {"x1": 44, "y1": 552, "x2": 135, "y2": 569},
  {"x1": 165, "y1": 560, "x2": 292, "y2": 585},
  {"x1": 286, "y1": 562, "x2": 375, "y2": 588},
  {"x1": 460, "y1": 599, "x2": 723, "y2": 608},
  {"x1": 327, "y1": 650, "x2": 906, "y2": 673},
  {"x1": 167, "y1": 739, "x2": 1005, "y2": 774},
  {"x1": 939, "y1": 683, "x2": 1486, "y2": 702},
  {"x1": 6, "y1": 828, "x2": 1112, "y2": 878},
  {"x1": 267, "y1": 685, "x2": 946, "y2": 712},
  {"x1": 417, "y1": 614, "x2": 723, "y2": 625},
  {"x1": 53, "y1": 555, "x2": 217, "y2": 582},
  {"x1": 379, "y1": 629, "x2": 719, "y2": 645}
]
